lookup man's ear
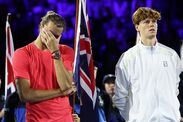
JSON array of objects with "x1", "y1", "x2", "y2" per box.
[
  {"x1": 135, "y1": 25, "x2": 139, "y2": 32},
  {"x1": 39, "y1": 25, "x2": 44, "y2": 33},
  {"x1": 39, "y1": 28, "x2": 42, "y2": 33}
]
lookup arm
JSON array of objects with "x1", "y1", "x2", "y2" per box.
[
  {"x1": 12, "y1": 45, "x2": 76, "y2": 103},
  {"x1": 53, "y1": 59, "x2": 73, "y2": 91},
  {"x1": 41, "y1": 28, "x2": 73, "y2": 91},
  {"x1": 174, "y1": 51, "x2": 182, "y2": 96},
  {"x1": 112, "y1": 55, "x2": 130, "y2": 121},
  {"x1": 16, "y1": 78, "x2": 76, "y2": 103}
]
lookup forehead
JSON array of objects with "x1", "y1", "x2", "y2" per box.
[
  {"x1": 141, "y1": 18, "x2": 156, "y2": 22},
  {"x1": 46, "y1": 21, "x2": 64, "y2": 35},
  {"x1": 104, "y1": 82, "x2": 115, "y2": 85}
]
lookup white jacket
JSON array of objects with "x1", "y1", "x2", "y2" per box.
[{"x1": 113, "y1": 42, "x2": 182, "y2": 122}]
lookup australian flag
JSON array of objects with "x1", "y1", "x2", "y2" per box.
[{"x1": 73, "y1": 0, "x2": 99, "y2": 122}]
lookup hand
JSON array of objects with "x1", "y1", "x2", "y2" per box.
[
  {"x1": 40, "y1": 28, "x2": 60, "y2": 52},
  {"x1": 62, "y1": 83, "x2": 77, "y2": 96},
  {"x1": 72, "y1": 114, "x2": 80, "y2": 122},
  {"x1": 181, "y1": 117, "x2": 183, "y2": 122},
  {"x1": 0, "y1": 108, "x2": 5, "y2": 118}
]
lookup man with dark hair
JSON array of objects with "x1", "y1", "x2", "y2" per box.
[
  {"x1": 113, "y1": 7, "x2": 182, "y2": 122},
  {"x1": 12, "y1": 11, "x2": 76, "y2": 122}
]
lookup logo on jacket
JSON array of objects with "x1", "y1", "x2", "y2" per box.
[{"x1": 163, "y1": 61, "x2": 168, "y2": 67}]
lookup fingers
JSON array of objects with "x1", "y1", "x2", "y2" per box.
[
  {"x1": 72, "y1": 114, "x2": 80, "y2": 122},
  {"x1": 45, "y1": 29, "x2": 55, "y2": 40},
  {"x1": 40, "y1": 31, "x2": 47, "y2": 42},
  {"x1": 42, "y1": 29, "x2": 54, "y2": 42},
  {"x1": 71, "y1": 83, "x2": 77, "y2": 92},
  {"x1": 62, "y1": 85, "x2": 77, "y2": 96},
  {"x1": 40, "y1": 31, "x2": 49, "y2": 48},
  {"x1": 69, "y1": 85, "x2": 77, "y2": 95},
  {"x1": 72, "y1": 114, "x2": 78, "y2": 118},
  {"x1": 40, "y1": 28, "x2": 59, "y2": 52},
  {"x1": 71, "y1": 82, "x2": 77, "y2": 91}
]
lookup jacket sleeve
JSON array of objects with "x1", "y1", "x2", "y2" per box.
[
  {"x1": 174, "y1": 51, "x2": 182, "y2": 96},
  {"x1": 112, "y1": 54, "x2": 130, "y2": 121}
]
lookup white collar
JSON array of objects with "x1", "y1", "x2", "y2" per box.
[{"x1": 138, "y1": 41, "x2": 159, "y2": 53}]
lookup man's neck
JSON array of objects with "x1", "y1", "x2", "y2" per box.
[
  {"x1": 34, "y1": 35, "x2": 47, "y2": 50},
  {"x1": 141, "y1": 38, "x2": 157, "y2": 46}
]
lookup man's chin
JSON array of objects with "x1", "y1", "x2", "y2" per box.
[{"x1": 148, "y1": 35, "x2": 156, "y2": 39}]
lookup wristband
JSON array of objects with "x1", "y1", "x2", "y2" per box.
[
  {"x1": 51, "y1": 49, "x2": 59, "y2": 54},
  {"x1": 52, "y1": 50, "x2": 61, "y2": 60}
]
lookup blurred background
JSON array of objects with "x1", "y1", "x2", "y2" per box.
[{"x1": 0, "y1": 0, "x2": 183, "y2": 93}]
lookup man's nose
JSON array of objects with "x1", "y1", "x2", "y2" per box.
[{"x1": 149, "y1": 21, "x2": 155, "y2": 27}]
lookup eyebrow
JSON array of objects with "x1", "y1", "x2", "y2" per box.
[{"x1": 50, "y1": 30, "x2": 60, "y2": 39}]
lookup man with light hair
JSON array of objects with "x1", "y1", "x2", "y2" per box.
[{"x1": 12, "y1": 11, "x2": 76, "y2": 122}]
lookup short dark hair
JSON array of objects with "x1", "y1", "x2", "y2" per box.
[
  {"x1": 132, "y1": 7, "x2": 161, "y2": 25},
  {"x1": 102, "y1": 74, "x2": 115, "y2": 84},
  {"x1": 39, "y1": 11, "x2": 66, "y2": 30}
]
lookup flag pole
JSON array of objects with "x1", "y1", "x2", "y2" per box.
[
  {"x1": 4, "y1": 13, "x2": 11, "y2": 100},
  {"x1": 74, "y1": 0, "x2": 79, "y2": 52},
  {"x1": 72, "y1": 0, "x2": 80, "y2": 114},
  {"x1": 6, "y1": 13, "x2": 11, "y2": 22}
]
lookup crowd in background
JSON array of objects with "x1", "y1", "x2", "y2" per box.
[{"x1": 0, "y1": 0, "x2": 183, "y2": 91}]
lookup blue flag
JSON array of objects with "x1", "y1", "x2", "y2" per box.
[{"x1": 73, "y1": 0, "x2": 99, "y2": 122}]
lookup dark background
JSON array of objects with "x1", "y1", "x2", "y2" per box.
[{"x1": 0, "y1": 0, "x2": 183, "y2": 94}]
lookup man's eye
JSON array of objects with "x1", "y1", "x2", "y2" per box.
[
  {"x1": 152, "y1": 20, "x2": 157, "y2": 23},
  {"x1": 144, "y1": 20, "x2": 150, "y2": 23}
]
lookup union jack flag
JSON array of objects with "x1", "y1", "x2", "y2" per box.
[
  {"x1": 73, "y1": 0, "x2": 99, "y2": 121},
  {"x1": 5, "y1": 14, "x2": 16, "y2": 100}
]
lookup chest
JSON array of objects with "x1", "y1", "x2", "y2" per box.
[
  {"x1": 29, "y1": 51, "x2": 53, "y2": 72},
  {"x1": 129, "y1": 52, "x2": 175, "y2": 86},
  {"x1": 135, "y1": 53, "x2": 173, "y2": 74}
]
